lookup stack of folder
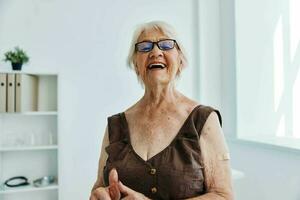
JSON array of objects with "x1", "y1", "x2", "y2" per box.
[{"x1": 0, "y1": 73, "x2": 38, "y2": 113}]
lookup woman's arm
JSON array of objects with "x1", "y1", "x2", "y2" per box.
[
  {"x1": 91, "y1": 127, "x2": 123, "y2": 200},
  {"x1": 186, "y1": 112, "x2": 234, "y2": 200},
  {"x1": 91, "y1": 126, "x2": 109, "y2": 191},
  {"x1": 90, "y1": 126, "x2": 146, "y2": 200}
]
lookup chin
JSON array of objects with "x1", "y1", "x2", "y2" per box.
[
  {"x1": 145, "y1": 73, "x2": 176, "y2": 85},
  {"x1": 151, "y1": 77, "x2": 172, "y2": 85}
]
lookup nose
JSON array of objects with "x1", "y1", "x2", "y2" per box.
[{"x1": 149, "y1": 44, "x2": 163, "y2": 58}]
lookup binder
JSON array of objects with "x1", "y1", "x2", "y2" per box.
[
  {"x1": 7, "y1": 74, "x2": 15, "y2": 113},
  {"x1": 16, "y1": 74, "x2": 38, "y2": 112},
  {"x1": 0, "y1": 73, "x2": 7, "y2": 112}
]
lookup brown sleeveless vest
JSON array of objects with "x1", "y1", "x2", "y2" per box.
[{"x1": 103, "y1": 105, "x2": 222, "y2": 199}]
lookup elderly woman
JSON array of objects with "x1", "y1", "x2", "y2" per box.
[{"x1": 90, "y1": 21, "x2": 233, "y2": 200}]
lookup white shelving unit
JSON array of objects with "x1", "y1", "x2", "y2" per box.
[
  {"x1": 0, "y1": 112, "x2": 57, "y2": 116},
  {"x1": 0, "y1": 184, "x2": 58, "y2": 194},
  {"x1": 0, "y1": 145, "x2": 58, "y2": 152},
  {"x1": 0, "y1": 72, "x2": 59, "y2": 200}
]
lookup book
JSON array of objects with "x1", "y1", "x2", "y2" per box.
[
  {"x1": 7, "y1": 74, "x2": 15, "y2": 113},
  {"x1": 0, "y1": 73, "x2": 7, "y2": 112},
  {"x1": 15, "y1": 74, "x2": 38, "y2": 112}
]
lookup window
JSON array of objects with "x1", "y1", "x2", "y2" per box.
[{"x1": 235, "y1": 0, "x2": 300, "y2": 149}]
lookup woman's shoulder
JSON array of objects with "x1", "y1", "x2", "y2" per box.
[
  {"x1": 108, "y1": 102, "x2": 138, "y2": 119},
  {"x1": 192, "y1": 104, "x2": 222, "y2": 128},
  {"x1": 181, "y1": 97, "x2": 220, "y2": 120},
  {"x1": 122, "y1": 103, "x2": 140, "y2": 120},
  {"x1": 181, "y1": 95, "x2": 217, "y2": 112},
  {"x1": 179, "y1": 95, "x2": 199, "y2": 112}
]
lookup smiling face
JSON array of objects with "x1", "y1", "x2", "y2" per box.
[{"x1": 133, "y1": 28, "x2": 182, "y2": 87}]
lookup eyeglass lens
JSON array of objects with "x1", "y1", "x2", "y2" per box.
[{"x1": 136, "y1": 40, "x2": 176, "y2": 52}]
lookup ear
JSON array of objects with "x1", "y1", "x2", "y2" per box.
[
  {"x1": 177, "y1": 51, "x2": 183, "y2": 66},
  {"x1": 179, "y1": 53, "x2": 184, "y2": 67},
  {"x1": 134, "y1": 64, "x2": 140, "y2": 75},
  {"x1": 176, "y1": 67, "x2": 182, "y2": 76}
]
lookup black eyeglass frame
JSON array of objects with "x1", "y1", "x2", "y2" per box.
[{"x1": 135, "y1": 39, "x2": 180, "y2": 52}]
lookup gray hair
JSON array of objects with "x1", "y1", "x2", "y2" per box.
[{"x1": 127, "y1": 21, "x2": 188, "y2": 79}]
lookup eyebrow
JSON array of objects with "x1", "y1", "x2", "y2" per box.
[{"x1": 137, "y1": 38, "x2": 171, "y2": 43}]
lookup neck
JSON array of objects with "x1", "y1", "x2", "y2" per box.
[{"x1": 139, "y1": 82, "x2": 182, "y2": 109}]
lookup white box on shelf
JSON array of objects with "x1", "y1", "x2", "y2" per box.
[
  {"x1": 15, "y1": 74, "x2": 38, "y2": 112},
  {"x1": 0, "y1": 73, "x2": 7, "y2": 113},
  {"x1": 7, "y1": 74, "x2": 15, "y2": 113}
]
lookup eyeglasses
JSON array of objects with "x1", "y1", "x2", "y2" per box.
[{"x1": 135, "y1": 39, "x2": 178, "y2": 52}]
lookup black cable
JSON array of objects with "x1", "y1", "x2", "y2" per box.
[{"x1": 4, "y1": 176, "x2": 30, "y2": 187}]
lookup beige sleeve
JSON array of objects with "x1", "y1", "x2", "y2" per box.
[
  {"x1": 187, "y1": 111, "x2": 234, "y2": 200},
  {"x1": 91, "y1": 126, "x2": 109, "y2": 191}
]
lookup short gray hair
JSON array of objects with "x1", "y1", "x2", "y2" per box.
[{"x1": 127, "y1": 21, "x2": 188, "y2": 77}]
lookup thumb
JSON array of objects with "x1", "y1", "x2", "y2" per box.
[
  {"x1": 118, "y1": 181, "x2": 133, "y2": 196},
  {"x1": 109, "y1": 168, "x2": 119, "y2": 186}
]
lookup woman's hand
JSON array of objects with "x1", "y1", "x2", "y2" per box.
[
  {"x1": 90, "y1": 169, "x2": 121, "y2": 200},
  {"x1": 90, "y1": 186, "x2": 111, "y2": 200},
  {"x1": 118, "y1": 181, "x2": 150, "y2": 200},
  {"x1": 90, "y1": 169, "x2": 150, "y2": 200}
]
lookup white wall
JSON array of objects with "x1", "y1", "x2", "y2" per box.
[
  {"x1": 0, "y1": 0, "x2": 200, "y2": 199},
  {"x1": 229, "y1": 140, "x2": 300, "y2": 200},
  {"x1": 198, "y1": 0, "x2": 222, "y2": 109}
]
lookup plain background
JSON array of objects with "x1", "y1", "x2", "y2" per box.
[{"x1": 1, "y1": 0, "x2": 300, "y2": 199}]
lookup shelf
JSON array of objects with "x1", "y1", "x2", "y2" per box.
[
  {"x1": 0, "y1": 111, "x2": 57, "y2": 116},
  {"x1": 0, "y1": 69, "x2": 58, "y2": 76},
  {"x1": 0, "y1": 145, "x2": 58, "y2": 152},
  {"x1": 0, "y1": 72, "x2": 59, "y2": 199},
  {"x1": 0, "y1": 183, "x2": 58, "y2": 194}
]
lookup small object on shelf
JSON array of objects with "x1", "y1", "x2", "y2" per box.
[
  {"x1": 4, "y1": 176, "x2": 30, "y2": 187},
  {"x1": 3, "y1": 47, "x2": 29, "y2": 71},
  {"x1": 11, "y1": 62, "x2": 23, "y2": 70},
  {"x1": 33, "y1": 176, "x2": 55, "y2": 187}
]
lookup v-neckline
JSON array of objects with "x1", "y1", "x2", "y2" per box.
[{"x1": 120, "y1": 105, "x2": 201, "y2": 163}]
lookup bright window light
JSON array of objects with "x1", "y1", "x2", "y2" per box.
[
  {"x1": 273, "y1": 16, "x2": 284, "y2": 113},
  {"x1": 235, "y1": 0, "x2": 300, "y2": 148}
]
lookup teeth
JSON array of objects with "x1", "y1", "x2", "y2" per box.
[{"x1": 148, "y1": 63, "x2": 166, "y2": 69}]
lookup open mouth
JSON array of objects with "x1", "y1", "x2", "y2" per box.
[{"x1": 148, "y1": 63, "x2": 166, "y2": 70}]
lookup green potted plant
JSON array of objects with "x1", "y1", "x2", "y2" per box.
[{"x1": 4, "y1": 47, "x2": 29, "y2": 70}]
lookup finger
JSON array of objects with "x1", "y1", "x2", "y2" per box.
[
  {"x1": 92, "y1": 187, "x2": 111, "y2": 200},
  {"x1": 109, "y1": 184, "x2": 121, "y2": 200},
  {"x1": 109, "y1": 168, "x2": 119, "y2": 185},
  {"x1": 118, "y1": 181, "x2": 134, "y2": 196}
]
